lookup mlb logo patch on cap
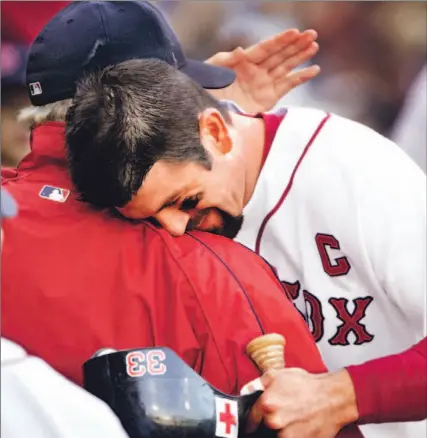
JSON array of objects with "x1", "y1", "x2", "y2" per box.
[
  {"x1": 39, "y1": 185, "x2": 70, "y2": 203},
  {"x1": 29, "y1": 81, "x2": 42, "y2": 96}
]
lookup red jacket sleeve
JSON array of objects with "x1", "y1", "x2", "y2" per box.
[
  {"x1": 179, "y1": 231, "x2": 364, "y2": 438},
  {"x1": 178, "y1": 231, "x2": 326, "y2": 392},
  {"x1": 347, "y1": 337, "x2": 427, "y2": 424}
]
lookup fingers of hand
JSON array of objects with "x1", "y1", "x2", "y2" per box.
[
  {"x1": 248, "y1": 370, "x2": 340, "y2": 438},
  {"x1": 260, "y1": 368, "x2": 281, "y2": 388},
  {"x1": 245, "y1": 370, "x2": 283, "y2": 433},
  {"x1": 289, "y1": 65, "x2": 321, "y2": 83},
  {"x1": 246, "y1": 391, "x2": 287, "y2": 434},
  {"x1": 240, "y1": 377, "x2": 264, "y2": 395},
  {"x1": 279, "y1": 42, "x2": 320, "y2": 75},
  {"x1": 246, "y1": 398, "x2": 264, "y2": 433},
  {"x1": 264, "y1": 43, "x2": 319, "y2": 85},
  {"x1": 206, "y1": 28, "x2": 318, "y2": 72},
  {"x1": 263, "y1": 31, "x2": 319, "y2": 73},
  {"x1": 273, "y1": 64, "x2": 321, "y2": 96},
  {"x1": 243, "y1": 28, "x2": 300, "y2": 64},
  {"x1": 258, "y1": 391, "x2": 291, "y2": 430},
  {"x1": 205, "y1": 47, "x2": 244, "y2": 68},
  {"x1": 211, "y1": 29, "x2": 302, "y2": 67},
  {"x1": 274, "y1": 28, "x2": 318, "y2": 58},
  {"x1": 300, "y1": 29, "x2": 318, "y2": 43}
]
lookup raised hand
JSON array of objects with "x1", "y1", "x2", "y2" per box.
[{"x1": 206, "y1": 29, "x2": 320, "y2": 113}]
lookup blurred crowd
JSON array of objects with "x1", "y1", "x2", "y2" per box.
[{"x1": 2, "y1": 1, "x2": 426, "y2": 168}]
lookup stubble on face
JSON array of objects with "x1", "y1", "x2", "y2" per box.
[{"x1": 186, "y1": 208, "x2": 244, "y2": 239}]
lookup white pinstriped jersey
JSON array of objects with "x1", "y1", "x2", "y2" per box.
[{"x1": 236, "y1": 107, "x2": 426, "y2": 438}]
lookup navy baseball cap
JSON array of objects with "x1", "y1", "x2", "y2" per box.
[
  {"x1": 1, "y1": 189, "x2": 18, "y2": 219},
  {"x1": 26, "y1": 1, "x2": 236, "y2": 106}
]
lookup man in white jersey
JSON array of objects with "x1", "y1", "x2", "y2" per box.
[
  {"x1": 1, "y1": 188, "x2": 129, "y2": 438},
  {"x1": 65, "y1": 59, "x2": 426, "y2": 438}
]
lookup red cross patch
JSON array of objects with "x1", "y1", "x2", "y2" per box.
[{"x1": 215, "y1": 397, "x2": 238, "y2": 438}]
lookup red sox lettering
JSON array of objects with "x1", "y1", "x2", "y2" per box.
[
  {"x1": 328, "y1": 297, "x2": 374, "y2": 345},
  {"x1": 277, "y1": 233, "x2": 374, "y2": 346},
  {"x1": 282, "y1": 280, "x2": 375, "y2": 346}
]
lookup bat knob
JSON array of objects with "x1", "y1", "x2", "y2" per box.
[{"x1": 246, "y1": 333, "x2": 286, "y2": 373}]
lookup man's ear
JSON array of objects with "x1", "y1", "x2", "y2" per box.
[{"x1": 199, "y1": 108, "x2": 232, "y2": 156}]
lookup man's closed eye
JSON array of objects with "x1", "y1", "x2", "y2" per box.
[{"x1": 181, "y1": 195, "x2": 201, "y2": 211}]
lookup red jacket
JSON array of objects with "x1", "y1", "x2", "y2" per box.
[{"x1": 2, "y1": 124, "x2": 363, "y2": 437}]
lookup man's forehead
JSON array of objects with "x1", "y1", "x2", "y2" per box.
[
  {"x1": 138, "y1": 162, "x2": 186, "y2": 196},
  {"x1": 141, "y1": 160, "x2": 205, "y2": 195},
  {"x1": 148, "y1": 160, "x2": 203, "y2": 178}
]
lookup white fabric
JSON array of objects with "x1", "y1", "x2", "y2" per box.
[
  {"x1": 236, "y1": 107, "x2": 426, "y2": 438},
  {"x1": 391, "y1": 64, "x2": 426, "y2": 172},
  {"x1": 1, "y1": 338, "x2": 129, "y2": 438}
]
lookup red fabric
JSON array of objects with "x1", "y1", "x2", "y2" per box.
[
  {"x1": 1, "y1": 123, "x2": 324, "y2": 393},
  {"x1": 239, "y1": 111, "x2": 286, "y2": 171},
  {"x1": 1, "y1": 2, "x2": 71, "y2": 43},
  {"x1": 2, "y1": 123, "x2": 364, "y2": 438},
  {"x1": 259, "y1": 111, "x2": 287, "y2": 170},
  {"x1": 347, "y1": 337, "x2": 427, "y2": 424}
]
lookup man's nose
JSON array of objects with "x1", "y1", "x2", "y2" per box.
[{"x1": 155, "y1": 210, "x2": 190, "y2": 237}]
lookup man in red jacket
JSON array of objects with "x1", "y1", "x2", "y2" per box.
[
  {"x1": 2, "y1": 129, "x2": 325, "y2": 391},
  {"x1": 0, "y1": 127, "x2": 362, "y2": 438},
  {"x1": 2, "y1": 189, "x2": 130, "y2": 437},
  {"x1": 1, "y1": 0, "x2": 328, "y2": 392},
  {"x1": 0, "y1": 69, "x2": 363, "y2": 438},
  {"x1": 1, "y1": 2, "x2": 363, "y2": 437}
]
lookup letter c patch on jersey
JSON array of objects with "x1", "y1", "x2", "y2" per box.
[{"x1": 315, "y1": 233, "x2": 351, "y2": 277}]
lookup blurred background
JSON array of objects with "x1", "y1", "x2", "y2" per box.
[{"x1": 1, "y1": 1, "x2": 426, "y2": 169}]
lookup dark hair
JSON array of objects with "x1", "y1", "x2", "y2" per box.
[{"x1": 65, "y1": 58, "x2": 231, "y2": 208}]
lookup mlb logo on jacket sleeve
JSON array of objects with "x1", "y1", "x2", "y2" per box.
[
  {"x1": 39, "y1": 185, "x2": 70, "y2": 203},
  {"x1": 215, "y1": 397, "x2": 238, "y2": 438}
]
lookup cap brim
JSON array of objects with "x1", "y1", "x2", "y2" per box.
[
  {"x1": 1, "y1": 189, "x2": 18, "y2": 218},
  {"x1": 181, "y1": 59, "x2": 236, "y2": 90}
]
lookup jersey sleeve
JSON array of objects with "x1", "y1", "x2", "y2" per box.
[
  {"x1": 355, "y1": 132, "x2": 426, "y2": 333},
  {"x1": 1, "y1": 338, "x2": 129, "y2": 438},
  {"x1": 347, "y1": 337, "x2": 427, "y2": 423}
]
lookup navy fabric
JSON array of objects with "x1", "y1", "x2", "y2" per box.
[{"x1": 26, "y1": 1, "x2": 236, "y2": 106}]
